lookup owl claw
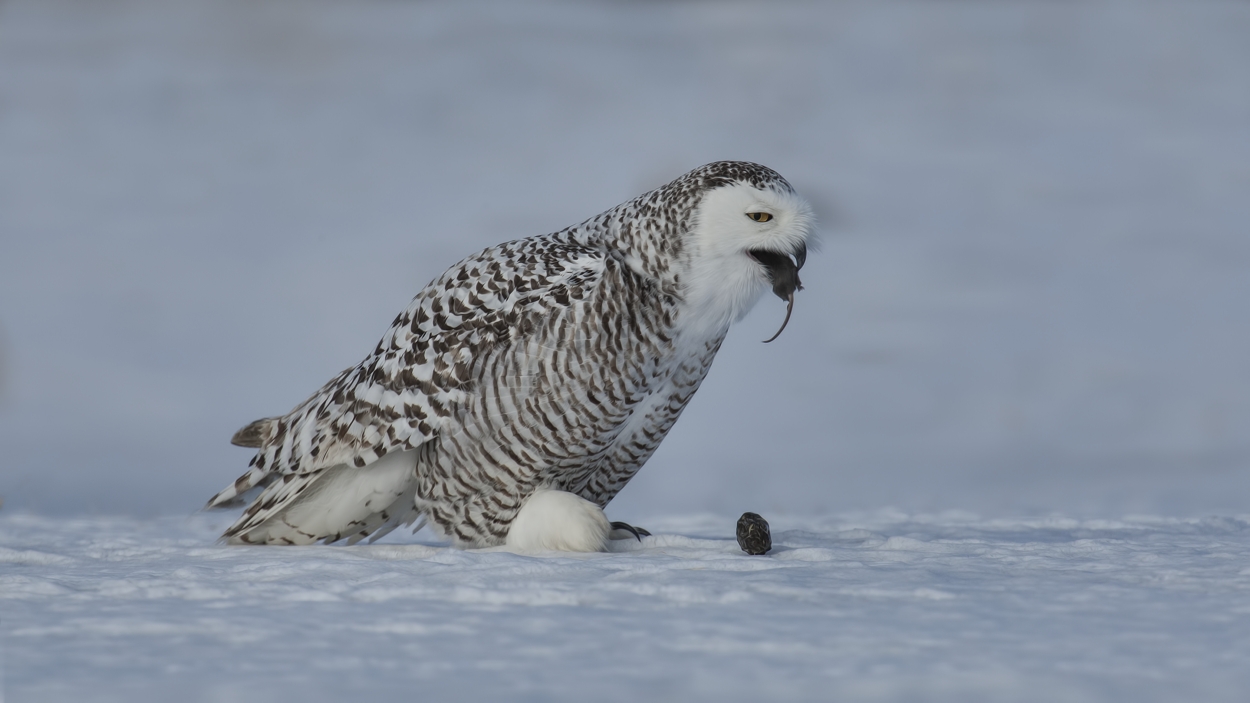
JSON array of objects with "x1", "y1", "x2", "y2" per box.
[{"x1": 610, "y1": 521, "x2": 651, "y2": 541}]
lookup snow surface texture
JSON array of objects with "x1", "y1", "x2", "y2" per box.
[
  {"x1": 5, "y1": 513, "x2": 1250, "y2": 702},
  {"x1": 2, "y1": 0, "x2": 1250, "y2": 700}
]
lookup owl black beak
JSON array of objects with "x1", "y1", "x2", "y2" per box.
[{"x1": 748, "y1": 242, "x2": 806, "y2": 343}]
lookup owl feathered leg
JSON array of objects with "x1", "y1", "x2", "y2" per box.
[{"x1": 504, "y1": 489, "x2": 612, "y2": 553}]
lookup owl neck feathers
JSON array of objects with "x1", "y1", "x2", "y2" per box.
[
  {"x1": 561, "y1": 192, "x2": 761, "y2": 345},
  {"x1": 563, "y1": 181, "x2": 694, "y2": 289}
]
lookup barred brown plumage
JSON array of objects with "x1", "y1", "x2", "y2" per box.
[{"x1": 206, "y1": 161, "x2": 814, "y2": 549}]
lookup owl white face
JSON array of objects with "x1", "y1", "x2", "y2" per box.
[{"x1": 682, "y1": 182, "x2": 815, "y2": 339}]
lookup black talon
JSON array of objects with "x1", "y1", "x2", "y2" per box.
[{"x1": 610, "y1": 521, "x2": 651, "y2": 541}]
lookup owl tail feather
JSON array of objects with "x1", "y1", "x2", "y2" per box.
[
  {"x1": 230, "y1": 417, "x2": 280, "y2": 448},
  {"x1": 220, "y1": 450, "x2": 421, "y2": 546},
  {"x1": 204, "y1": 463, "x2": 273, "y2": 509},
  {"x1": 205, "y1": 418, "x2": 284, "y2": 509}
]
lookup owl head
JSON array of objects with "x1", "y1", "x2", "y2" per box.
[{"x1": 677, "y1": 162, "x2": 815, "y2": 341}]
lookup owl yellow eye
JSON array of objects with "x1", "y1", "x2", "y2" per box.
[{"x1": 746, "y1": 212, "x2": 773, "y2": 223}]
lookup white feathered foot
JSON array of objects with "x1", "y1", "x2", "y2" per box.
[{"x1": 504, "y1": 490, "x2": 649, "y2": 553}]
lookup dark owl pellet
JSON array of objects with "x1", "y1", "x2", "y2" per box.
[{"x1": 736, "y1": 512, "x2": 772, "y2": 555}]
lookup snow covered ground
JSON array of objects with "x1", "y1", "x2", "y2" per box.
[
  {"x1": 2, "y1": 0, "x2": 1250, "y2": 699},
  {"x1": 6, "y1": 512, "x2": 1250, "y2": 702}
]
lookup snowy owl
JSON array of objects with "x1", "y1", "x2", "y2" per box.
[{"x1": 207, "y1": 161, "x2": 813, "y2": 551}]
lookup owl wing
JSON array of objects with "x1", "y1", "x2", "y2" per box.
[{"x1": 208, "y1": 238, "x2": 608, "y2": 543}]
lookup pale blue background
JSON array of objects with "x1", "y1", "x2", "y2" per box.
[{"x1": 1, "y1": 0, "x2": 1248, "y2": 519}]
